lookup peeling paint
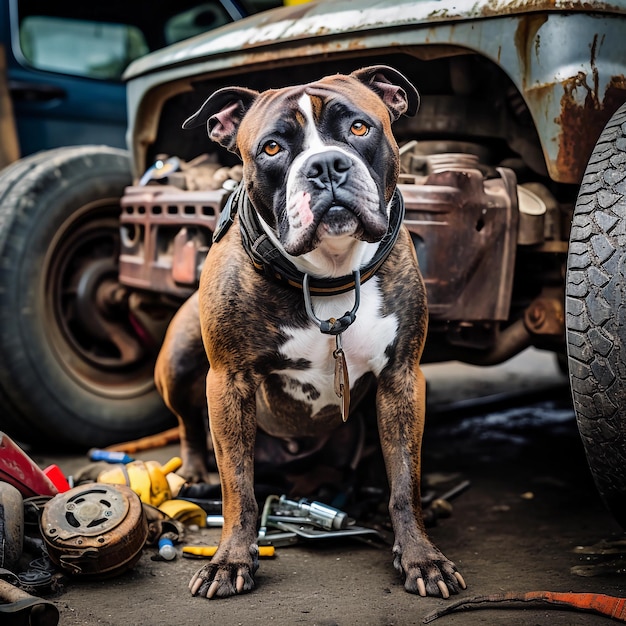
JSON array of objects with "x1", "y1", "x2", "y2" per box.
[
  {"x1": 124, "y1": 0, "x2": 626, "y2": 81},
  {"x1": 514, "y1": 14, "x2": 548, "y2": 92},
  {"x1": 555, "y1": 73, "x2": 626, "y2": 183},
  {"x1": 126, "y1": 0, "x2": 626, "y2": 186}
]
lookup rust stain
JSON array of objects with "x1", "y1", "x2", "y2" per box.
[
  {"x1": 513, "y1": 14, "x2": 549, "y2": 91},
  {"x1": 482, "y1": 0, "x2": 626, "y2": 15},
  {"x1": 555, "y1": 73, "x2": 626, "y2": 184},
  {"x1": 519, "y1": 21, "x2": 626, "y2": 185},
  {"x1": 236, "y1": 38, "x2": 368, "y2": 68}
]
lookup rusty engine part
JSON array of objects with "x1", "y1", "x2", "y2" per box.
[
  {"x1": 120, "y1": 152, "x2": 518, "y2": 311},
  {"x1": 398, "y1": 150, "x2": 519, "y2": 323},
  {"x1": 40, "y1": 484, "x2": 147, "y2": 578},
  {"x1": 524, "y1": 286, "x2": 565, "y2": 338},
  {"x1": 119, "y1": 150, "x2": 565, "y2": 359}
]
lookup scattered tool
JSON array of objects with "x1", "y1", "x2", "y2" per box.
[
  {"x1": 422, "y1": 591, "x2": 626, "y2": 623},
  {"x1": 158, "y1": 499, "x2": 206, "y2": 527},
  {"x1": 270, "y1": 495, "x2": 349, "y2": 530},
  {"x1": 157, "y1": 537, "x2": 177, "y2": 561},
  {"x1": 104, "y1": 427, "x2": 180, "y2": 455},
  {"x1": 422, "y1": 479, "x2": 471, "y2": 527},
  {"x1": 42, "y1": 465, "x2": 71, "y2": 493},
  {"x1": 257, "y1": 494, "x2": 382, "y2": 547},
  {"x1": 88, "y1": 449, "x2": 134, "y2": 464},
  {"x1": 0, "y1": 433, "x2": 58, "y2": 497},
  {"x1": 182, "y1": 545, "x2": 275, "y2": 559},
  {"x1": 98, "y1": 457, "x2": 182, "y2": 507}
]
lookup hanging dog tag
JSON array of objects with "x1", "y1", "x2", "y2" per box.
[{"x1": 333, "y1": 335, "x2": 350, "y2": 422}]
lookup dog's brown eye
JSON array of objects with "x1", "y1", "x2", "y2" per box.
[
  {"x1": 263, "y1": 141, "x2": 282, "y2": 156},
  {"x1": 350, "y1": 121, "x2": 369, "y2": 136}
]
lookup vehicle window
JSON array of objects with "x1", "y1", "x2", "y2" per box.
[
  {"x1": 19, "y1": 16, "x2": 149, "y2": 80},
  {"x1": 164, "y1": 4, "x2": 233, "y2": 45}
]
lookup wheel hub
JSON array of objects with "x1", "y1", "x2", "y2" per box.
[{"x1": 74, "y1": 259, "x2": 145, "y2": 367}]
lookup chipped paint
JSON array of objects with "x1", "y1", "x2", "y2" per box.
[
  {"x1": 555, "y1": 73, "x2": 626, "y2": 182},
  {"x1": 126, "y1": 0, "x2": 626, "y2": 183},
  {"x1": 514, "y1": 13, "x2": 549, "y2": 91},
  {"x1": 124, "y1": 0, "x2": 626, "y2": 80}
]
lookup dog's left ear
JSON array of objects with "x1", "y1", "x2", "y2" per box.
[
  {"x1": 351, "y1": 66, "x2": 420, "y2": 121},
  {"x1": 182, "y1": 86, "x2": 259, "y2": 153}
]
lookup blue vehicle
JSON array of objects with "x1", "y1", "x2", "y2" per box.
[
  {"x1": 0, "y1": 0, "x2": 280, "y2": 448},
  {"x1": 0, "y1": 0, "x2": 271, "y2": 157}
]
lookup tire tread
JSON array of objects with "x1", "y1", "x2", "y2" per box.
[{"x1": 566, "y1": 101, "x2": 626, "y2": 526}]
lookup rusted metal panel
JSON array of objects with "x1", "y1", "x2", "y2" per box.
[
  {"x1": 119, "y1": 154, "x2": 519, "y2": 322},
  {"x1": 124, "y1": 0, "x2": 626, "y2": 81},
  {"x1": 126, "y1": 4, "x2": 626, "y2": 184},
  {"x1": 553, "y1": 73, "x2": 626, "y2": 182},
  {"x1": 401, "y1": 157, "x2": 519, "y2": 322},
  {"x1": 515, "y1": 15, "x2": 626, "y2": 182}
]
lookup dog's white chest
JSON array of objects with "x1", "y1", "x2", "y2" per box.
[{"x1": 277, "y1": 277, "x2": 398, "y2": 415}]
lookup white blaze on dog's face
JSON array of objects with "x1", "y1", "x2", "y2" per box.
[
  {"x1": 183, "y1": 67, "x2": 419, "y2": 276},
  {"x1": 280, "y1": 92, "x2": 382, "y2": 252},
  {"x1": 237, "y1": 77, "x2": 400, "y2": 268}
]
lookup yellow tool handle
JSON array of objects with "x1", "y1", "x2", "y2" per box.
[
  {"x1": 160, "y1": 457, "x2": 183, "y2": 475},
  {"x1": 182, "y1": 545, "x2": 275, "y2": 558}
]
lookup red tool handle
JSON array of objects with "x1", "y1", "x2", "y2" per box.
[{"x1": 0, "y1": 432, "x2": 58, "y2": 497}]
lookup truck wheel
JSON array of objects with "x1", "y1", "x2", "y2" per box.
[
  {"x1": 566, "y1": 101, "x2": 626, "y2": 527},
  {"x1": 0, "y1": 146, "x2": 173, "y2": 449}
]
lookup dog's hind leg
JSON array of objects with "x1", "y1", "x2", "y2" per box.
[{"x1": 155, "y1": 292, "x2": 212, "y2": 483}]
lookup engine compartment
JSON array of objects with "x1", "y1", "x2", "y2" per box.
[{"x1": 121, "y1": 49, "x2": 573, "y2": 363}]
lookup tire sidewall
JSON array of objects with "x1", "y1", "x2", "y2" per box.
[{"x1": 0, "y1": 148, "x2": 170, "y2": 446}]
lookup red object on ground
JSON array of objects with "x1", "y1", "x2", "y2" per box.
[
  {"x1": 0, "y1": 432, "x2": 59, "y2": 497},
  {"x1": 43, "y1": 464, "x2": 71, "y2": 492},
  {"x1": 423, "y1": 591, "x2": 626, "y2": 623}
]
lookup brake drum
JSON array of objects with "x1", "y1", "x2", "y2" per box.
[{"x1": 40, "y1": 483, "x2": 147, "y2": 577}]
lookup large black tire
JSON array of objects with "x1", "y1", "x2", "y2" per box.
[
  {"x1": 566, "y1": 102, "x2": 626, "y2": 527},
  {"x1": 0, "y1": 146, "x2": 173, "y2": 449}
]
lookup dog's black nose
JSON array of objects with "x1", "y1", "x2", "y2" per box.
[{"x1": 305, "y1": 150, "x2": 352, "y2": 189}]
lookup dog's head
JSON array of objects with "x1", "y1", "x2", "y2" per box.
[{"x1": 184, "y1": 66, "x2": 418, "y2": 268}]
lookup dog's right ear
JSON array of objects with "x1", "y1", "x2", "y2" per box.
[{"x1": 182, "y1": 87, "x2": 259, "y2": 153}]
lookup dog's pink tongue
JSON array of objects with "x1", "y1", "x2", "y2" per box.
[{"x1": 295, "y1": 191, "x2": 313, "y2": 227}]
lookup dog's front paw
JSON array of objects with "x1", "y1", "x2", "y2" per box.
[
  {"x1": 189, "y1": 546, "x2": 258, "y2": 599},
  {"x1": 393, "y1": 543, "x2": 466, "y2": 599}
]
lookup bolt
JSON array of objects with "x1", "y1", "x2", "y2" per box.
[{"x1": 527, "y1": 303, "x2": 546, "y2": 328}]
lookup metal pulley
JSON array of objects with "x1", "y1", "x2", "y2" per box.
[{"x1": 40, "y1": 483, "x2": 147, "y2": 578}]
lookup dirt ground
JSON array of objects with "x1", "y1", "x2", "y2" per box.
[{"x1": 26, "y1": 349, "x2": 626, "y2": 625}]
